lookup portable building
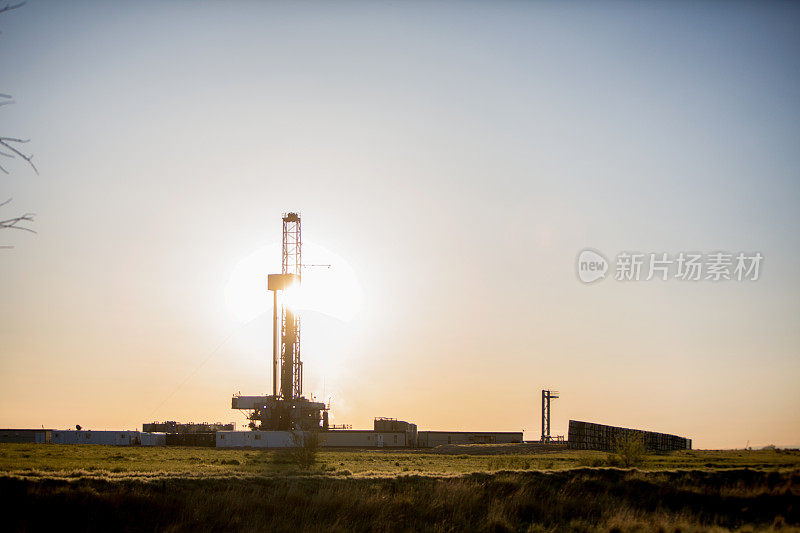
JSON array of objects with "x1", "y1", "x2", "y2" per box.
[
  {"x1": 373, "y1": 419, "x2": 417, "y2": 447},
  {"x1": 321, "y1": 430, "x2": 407, "y2": 448},
  {"x1": 216, "y1": 431, "x2": 297, "y2": 448},
  {"x1": 51, "y1": 430, "x2": 140, "y2": 445},
  {"x1": 416, "y1": 431, "x2": 523, "y2": 447},
  {"x1": 0, "y1": 429, "x2": 51, "y2": 444},
  {"x1": 165, "y1": 432, "x2": 216, "y2": 447},
  {"x1": 140, "y1": 432, "x2": 166, "y2": 446}
]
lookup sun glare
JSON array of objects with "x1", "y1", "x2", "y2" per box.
[
  {"x1": 224, "y1": 242, "x2": 364, "y2": 323},
  {"x1": 281, "y1": 282, "x2": 302, "y2": 312}
]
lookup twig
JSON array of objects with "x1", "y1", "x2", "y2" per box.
[
  {"x1": 0, "y1": 198, "x2": 36, "y2": 234},
  {"x1": 0, "y1": 2, "x2": 25, "y2": 16},
  {"x1": 0, "y1": 137, "x2": 37, "y2": 174},
  {"x1": 0, "y1": 213, "x2": 36, "y2": 233}
]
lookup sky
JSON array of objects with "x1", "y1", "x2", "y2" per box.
[{"x1": 1, "y1": 1, "x2": 798, "y2": 448}]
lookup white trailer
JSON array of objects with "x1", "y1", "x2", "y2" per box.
[
  {"x1": 216, "y1": 431, "x2": 298, "y2": 448},
  {"x1": 51, "y1": 430, "x2": 141, "y2": 445}
]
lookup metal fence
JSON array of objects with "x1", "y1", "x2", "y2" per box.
[{"x1": 568, "y1": 420, "x2": 691, "y2": 452}]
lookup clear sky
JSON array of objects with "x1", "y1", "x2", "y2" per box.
[{"x1": 1, "y1": 1, "x2": 798, "y2": 448}]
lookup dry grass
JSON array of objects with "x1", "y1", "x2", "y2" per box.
[
  {"x1": 1, "y1": 444, "x2": 799, "y2": 531},
  {"x1": 3, "y1": 443, "x2": 798, "y2": 477},
  {"x1": 0, "y1": 468, "x2": 797, "y2": 532}
]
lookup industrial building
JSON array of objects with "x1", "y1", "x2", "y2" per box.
[
  {"x1": 417, "y1": 431, "x2": 523, "y2": 447},
  {"x1": 3, "y1": 422, "x2": 687, "y2": 451},
  {"x1": 165, "y1": 432, "x2": 216, "y2": 447},
  {"x1": 51, "y1": 430, "x2": 143, "y2": 446},
  {"x1": 0, "y1": 429, "x2": 51, "y2": 444},
  {"x1": 215, "y1": 429, "x2": 410, "y2": 449},
  {"x1": 373, "y1": 417, "x2": 417, "y2": 446},
  {"x1": 321, "y1": 430, "x2": 408, "y2": 448},
  {"x1": 217, "y1": 430, "x2": 297, "y2": 448},
  {"x1": 142, "y1": 421, "x2": 234, "y2": 433},
  {"x1": 140, "y1": 432, "x2": 166, "y2": 446},
  {"x1": 0, "y1": 429, "x2": 164, "y2": 446},
  {"x1": 0, "y1": 423, "x2": 518, "y2": 450}
]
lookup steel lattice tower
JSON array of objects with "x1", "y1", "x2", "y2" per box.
[
  {"x1": 541, "y1": 389, "x2": 559, "y2": 442},
  {"x1": 233, "y1": 211, "x2": 328, "y2": 431},
  {"x1": 280, "y1": 213, "x2": 303, "y2": 400}
]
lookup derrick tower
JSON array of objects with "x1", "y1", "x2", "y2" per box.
[
  {"x1": 231, "y1": 212, "x2": 328, "y2": 431},
  {"x1": 280, "y1": 212, "x2": 303, "y2": 401}
]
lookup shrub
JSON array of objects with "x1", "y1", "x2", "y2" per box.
[
  {"x1": 578, "y1": 456, "x2": 606, "y2": 467},
  {"x1": 277, "y1": 431, "x2": 318, "y2": 470},
  {"x1": 611, "y1": 433, "x2": 647, "y2": 467}
]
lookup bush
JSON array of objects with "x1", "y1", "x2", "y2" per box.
[
  {"x1": 279, "y1": 431, "x2": 318, "y2": 470},
  {"x1": 578, "y1": 457, "x2": 607, "y2": 468},
  {"x1": 611, "y1": 433, "x2": 647, "y2": 467}
]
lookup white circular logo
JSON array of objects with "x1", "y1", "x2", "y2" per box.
[{"x1": 577, "y1": 249, "x2": 608, "y2": 283}]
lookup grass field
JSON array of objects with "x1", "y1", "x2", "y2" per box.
[
  {"x1": 2, "y1": 443, "x2": 799, "y2": 477},
  {"x1": 1, "y1": 444, "x2": 798, "y2": 531}
]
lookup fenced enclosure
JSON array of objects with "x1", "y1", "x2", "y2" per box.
[{"x1": 568, "y1": 420, "x2": 691, "y2": 452}]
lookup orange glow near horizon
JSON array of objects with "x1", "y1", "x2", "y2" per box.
[{"x1": 0, "y1": 2, "x2": 798, "y2": 449}]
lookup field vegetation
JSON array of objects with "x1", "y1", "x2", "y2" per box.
[
  {"x1": 1, "y1": 443, "x2": 799, "y2": 477},
  {"x1": 1, "y1": 444, "x2": 798, "y2": 531}
]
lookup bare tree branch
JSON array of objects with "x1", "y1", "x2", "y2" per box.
[
  {"x1": 0, "y1": 198, "x2": 36, "y2": 234},
  {"x1": 0, "y1": 136, "x2": 37, "y2": 173},
  {"x1": 1, "y1": 1, "x2": 36, "y2": 248},
  {"x1": 1, "y1": 91, "x2": 37, "y2": 174},
  {"x1": 0, "y1": 214, "x2": 36, "y2": 233},
  {"x1": 0, "y1": 198, "x2": 36, "y2": 249},
  {"x1": 0, "y1": 2, "x2": 25, "y2": 17}
]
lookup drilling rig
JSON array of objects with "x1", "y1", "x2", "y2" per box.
[{"x1": 231, "y1": 212, "x2": 329, "y2": 431}]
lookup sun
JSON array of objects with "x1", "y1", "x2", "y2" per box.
[{"x1": 224, "y1": 242, "x2": 364, "y2": 324}]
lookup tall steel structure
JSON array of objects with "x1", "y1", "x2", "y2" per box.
[
  {"x1": 231, "y1": 212, "x2": 328, "y2": 431},
  {"x1": 541, "y1": 389, "x2": 559, "y2": 442},
  {"x1": 280, "y1": 212, "x2": 303, "y2": 401}
]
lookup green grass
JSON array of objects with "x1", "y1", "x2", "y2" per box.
[
  {"x1": 1, "y1": 443, "x2": 799, "y2": 478},
  {"x1": 2, "y1": 444, "x2": 798, "y2": 531}
]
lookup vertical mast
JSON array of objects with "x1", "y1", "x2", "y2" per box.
[
  {"x1": 541, "y1": 389, "x2": 559, "y2": 442},
  {"x1": 272, "y1": 290, "x2": 278, "y2": 397},
  {"x1": 280, "y1": 213, "x2": 302, "y2": 400}
]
